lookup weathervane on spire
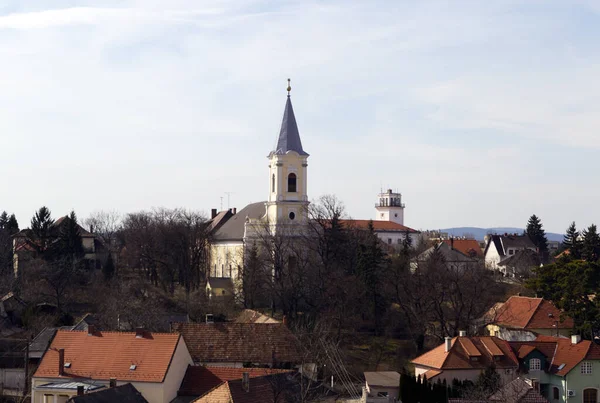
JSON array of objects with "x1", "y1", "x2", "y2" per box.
[{"x1": 287, "y1": 78, "x2": 291, "y2": 96}]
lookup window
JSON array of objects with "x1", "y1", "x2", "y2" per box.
[
  {"x1": 380, "y1": 213, "x2": 384, "y2": 218},
  {"x1": 584, "y1": 389, "x2": 598, "y2": 403},
  {"x1": 509, "y1": 249, "x2": 514, "y2": 255},
  {"x1": 287, "y1": 173, "x2": 297, "y2": 192},
  {"x1": 272, "y1": 174, "x2": 275, "y2": 193},
  {"x1": 398, "y1": 238, "x2": 402, "y2": 244},
  {"x1": 582, "y1": 361, "x2": 593, "y2": 374},
  {"x1": 229, "y1": 264, "x2": 232, "y2": 278},
  {"x1": 395, "y1": 213, "x2": 398, "y2": 217},
  {"x1": 553, "y1": 387, "x2": 559, "y2": 400},
  {"x1": 529, "y1": 358, "x2": 541, "y2": 370},
  {"x1": 221, "y1": 264, "x2": 224, "y2": 277},
  {"x1": 377, "y1": 392, "x2": 389, "y2": 397},
  {"x1": 388, "y1": 238, "x2": 392, "y2": 244},
  {"x1": 289, "y1": 211, "x2": 295, "y2": 220}
]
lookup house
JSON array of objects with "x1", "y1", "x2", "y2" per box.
[
  {"x1": 413, "y1": 241, "x2": 480, "y2": 272},
  {"x1": 12, "y1": 215, "x2": 107, "y2": 276},
  {"x1": 508, "y1": 335, "x2": 600, "y2": 402},
  {"x1": 363, "y1": 371, "x2": 400, "y2": 402},
  {"x1": 174, "y1": 365, "x2": 292, "y2": 402},
  {"x1": 234, "y1": 309, "x2": 280, "y2": 324},
  {"x1": 484, "y1": 296, "x2": 573, "y2": 340},
  {"x1": 497, "y1": 249, "x2": 541, "y2": 278},
  {"x1": 484, "y1": 234, "x2": 537, "y2": 270},
  {"x1": 31, "y1": 328, "x2": 192, "y2": 403},
  {"x1": 206, "y1": 277, "x2": 234, "y2": 299},
  {"x1": 338, "y1": 219, "x2": 419, "y2": 249},
  {"x1": 411, "y1": 333, "x2": 519, "y2": 384},
  {"x1": 171, "y1": 322, "x2": 302, "y2": 367},
  {"x1": 67, "y1": 383, "x2": 148, "y2": 403},
  {"x1": 0, "y1": 338, "x2": 27, "y2": 396},
  {"x1": 442, "y1": 239, "x2": 483, "y2": 258},
  {"x1": 448, "y1": 377, "x2": 548, "y2": 403}
]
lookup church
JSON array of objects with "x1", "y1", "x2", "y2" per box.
[{"x1": 207, "y1": 82, "x2": 419, "y2": 287}]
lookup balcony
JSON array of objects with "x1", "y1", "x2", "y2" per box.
[{"x1": 375, "y1": 203, "x2": 405, "y2": 208}]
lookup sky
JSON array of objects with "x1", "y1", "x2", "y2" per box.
[{"x1": 1, "y1": 0, "x2": 600, "y2": 234}]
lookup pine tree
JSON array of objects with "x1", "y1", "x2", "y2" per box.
[
  {"x1": 582, "y1": 224, "x2": 600, "y2": 262},
  {"x1": 563, "y1": 221, "x2": 581, "y2": 259},
  {"x1": 29, "y1": 206, "x2": 54, "y2": 256},
  {"x1": 526, "y1": 214, "x2": 549, "y2": 260},
  {"x1": 103, "y1": 253, "x2": 115, "y2": 281},
  {"x1": 52, "y1": 211, "x2": 84, "y2": 262},
  {"x1": 0, "y1": 211, "x2": 7, "y2": 229}
]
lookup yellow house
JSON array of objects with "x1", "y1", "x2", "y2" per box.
[{"x1": 31, "y1": 328, "x2": 192, "y2": 403}]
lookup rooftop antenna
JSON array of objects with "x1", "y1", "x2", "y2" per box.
[
  {"x1": 287, "y1": 78, "x2": 291, "y2": 96},
  {"x1": 220, "y1": 196, "x2": 223, "y2": 211},
  {"x1": 225, "y1": 192, "x2": 235, "y2": 209}
]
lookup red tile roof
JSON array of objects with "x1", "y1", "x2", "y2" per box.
[
  {"x1": 443, "y1": 239, "x2": 483, "y2": 258},
  {"x1": 178, "y1": 366, "x2": 291, "y2": 397},
  {"x1": 33, "y1": 330, "x2": 181, "y2": 383},
  {"x1": 412, "y1": 336, "x2": 518, "y2": 371},
  {"x1": 193, "y1": 374, "x2": 293, "y2": 403},
  {"x1": 171, "y1": 323, "x2": 302, "y2": 364},
  {"x1": 490, "y1": 296, "x2": 574, "y2": 330},
  {"x1": 338, "y1": 220, "x2": 419, "y2": 233}
]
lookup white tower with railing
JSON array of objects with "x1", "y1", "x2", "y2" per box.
[{"x1": 375, "y1": 189, "x2": 405, "y2": 225}]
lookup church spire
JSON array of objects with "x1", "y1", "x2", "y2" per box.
[{"x1": 272, "y1": 79, "x2": 308, "y2": 156}]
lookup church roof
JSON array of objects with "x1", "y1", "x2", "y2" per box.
[
  {"x1": 271, "y1": 96, "x2": 308, "y2": 156},
  {"x1": 211, "y1": 202, "x2": 266, "y2": 242}
]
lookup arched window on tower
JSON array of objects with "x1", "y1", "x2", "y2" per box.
[
  {"x1": 288, "y1": 173, "x2": 297, "y2": 193},
  {"x1": 272, "y1": 174, "x2": 275, "y2": 193}
]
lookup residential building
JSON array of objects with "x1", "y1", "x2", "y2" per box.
[
  {"x1": 497, "y1": 249, "x2": 541, "y2": 278},
  {"x1": 413, "y1": 241, "x2": 480, "y2": 272},
  {"x1": 508, "y1": 335, "x2": 600, "y2": 402},
  {"x1": 67, "y1": 383, "x2": 148, "y2": 403},
  {"x1": 174, "y1": 366, "x2": 291, "y2": 402},
  {"x1": 484, "y1": 234, "x2": 537, "y2": 270},
  {"x1": 411, "y1": 334, "x2": 519, "y2": 384},
  {"x1": 171, "y1": 322, "x2": 302, "y2": 367},
  {"x1": 191, "y1": 373, "x2": 296, "y2": 403},
  {"x1": 206, "y1": 277, "x2": 234, "y2": 299},
  {"x1": 363, "y1": 371, "x2": 400, "y2": 402},
  {"x1": 31, "y1": 328, "x2": 192, "y2": 403},
  {"x1": 483, "y1": 296, "x2": 573, "y2": 341},
  {"x1": 12, "y1": 215, "x2": 107, "y2": 276},
  {"x1": 233, "y1": 309, "x2": 280, "y2": 324},
  {"x1": 442, "y1": 239, "x2": 484, "y2": 258},
  {"x1": 448, "y1": 377, "x2": 548, "y2": 403}
]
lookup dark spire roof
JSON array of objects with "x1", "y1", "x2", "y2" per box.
[{"x1": 272, "y1": 96, "x2": 308, "y2": 156}]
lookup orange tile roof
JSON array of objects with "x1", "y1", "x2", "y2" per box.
[
  {"x1": 479, "y1": 337, "x2": 504, "y2": 357},
  {"x1": 443, "y1": 239, "x2": 483, "y2": 258},
  {"x1": 412, "y1": 336, "x2": 518, "y2": 371},
  {"x1": 193, "y1": 374, "x2": 292, "y2": 403},
  {"x1": 491, "y1": 296, "x2": 574, "y2": 330},
  {"x1": 33, "y1": 330, "x2": 181, "y2": 383},
  {"x1": 178, "y1": 366, "x2": 292, "y2": 397},
  {"x1": 421, "y1": 369, "x2": 442, "y2": 380},
  {"x1": 338, "y1": 220, "x2": 419, "y2": 233}
]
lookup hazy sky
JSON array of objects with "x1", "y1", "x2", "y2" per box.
[{"x1": 1, "y1": 0, "x2": 599, "y2": 233}]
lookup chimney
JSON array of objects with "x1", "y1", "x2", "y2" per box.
[
  {"x1": 242, "y1": 372, "x2": 249, "y2": 392},
  {"x1": 444, "y1": 337, "x2": 452, "y2": 353},
  {"x1": 232, "y1": 208, "x2": 237, "y2": 215},
  {"x1": 87, "y1": 325, "x2": 96, "y2": 336},
  {"x1": 282, "y1": 315, "x2": 288, "y2": 327},
  {"x1": 459, "y1": 330, "x2": 467, "y2": 337},
  {"x1": 77, "y1": 385, "x2": 84, "y2": 396},
  {"x1": 450, "y1": 237, "x2": 454, "y2": 250},
  {"x1": 109, "y1": 378, "x2": 117, "y2": 388},
  {"x1": 58, "y1": 348, "x2": 65, "y2": 376},
  {"x1": 90, "y1": 224, "x2": 94, "y2": 233},
  {"x1": 571, "y1": 335, "x2": 581, "y2": 345},
  {"x1": 135, "y1": 327, "x2": 145, "y2": 339},
  {"x1": 211, "y1": 209, "x2": 217, "y2": 219}
]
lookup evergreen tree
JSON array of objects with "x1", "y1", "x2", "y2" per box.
[
  {"x1": 52, "y1": 211, "x2": 84, "y2": 262},
  {"x1": 0, "y1": 211, "x2": 7, "y2": 229},
  {"x1": 401, "y1": 229, "x2": 412, "y2": 257},
  {"x1": 6, "y1": 214, "x2": 18, "y2": 234},
  {"x1": 103, "y1": 253, "x2": 115, "y2": 281},
  {"x1": 356, "y1": 220, "x2": 387, "y2": 335},
  {"x1": 29, "y1": 206, "x2": 54, "y2": 256},
  {"x1": 526, "y1": 214, "x2": 549, "y2": 260},
  {"x1": 563, "y1": 221, "x2": 581, "y2": 259},
  {"x1": 582, "y1": 224, "x2": 600, "y2": 262}
]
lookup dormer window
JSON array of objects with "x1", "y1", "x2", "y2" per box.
[
  {"x1": 530, "y1": 358, "x2": 541, "y2": 370},
  {"x1": 288, "y1": 173, "x2": 297, "y2": 193}
]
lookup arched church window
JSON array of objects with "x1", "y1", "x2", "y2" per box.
[
  {"x1": 288, "y1": 173, "x2": 297, "y2": 193},
  {"x1": 272, "y1": 174, "x2": 275, "y2": 193}
]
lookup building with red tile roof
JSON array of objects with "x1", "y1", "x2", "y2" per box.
[
  {"x1": 32, "y1": 328, "x2": 193, "y2": 403},
  {"x1": 442, "y1": 239, "x2": 484, "y2": 258},
  {"x1": 411, "y1": 335, "x2": 519, "y2": 384},
  {"x1": 484, "y1": 296, "x2": 574, "y2": 340}
]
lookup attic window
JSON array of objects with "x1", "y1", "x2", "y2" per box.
[
  {"x1": 470, "y1": 356, "x2": 479, "y2": 362},
  {"x1": 64, "y1": 362, "x2": 71, "y2": 368},
  {"x1": 130, "y1": 364, "x2": 137, "y2": 371}
]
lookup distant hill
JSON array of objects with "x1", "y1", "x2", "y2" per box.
[{"x1": 439, "y1": 227, "x2": 564, "y2": 243}]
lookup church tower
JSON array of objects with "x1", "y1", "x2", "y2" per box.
[
  {"x1": 266, "y1": 80, "x2": 309, "y2": 231},
  {"x1": 375, "y1": 189, "x2": 405, "y2": 225}
]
